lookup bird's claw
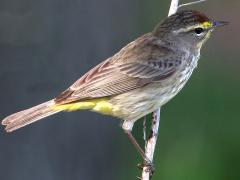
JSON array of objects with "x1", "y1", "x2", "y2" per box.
[{"x1": 136, "y1": 160, "x2": 155, "y2": 178}]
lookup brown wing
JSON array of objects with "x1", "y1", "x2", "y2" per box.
[{"x1": 55, "y1": 33, "x2": 182, "y2": 104}]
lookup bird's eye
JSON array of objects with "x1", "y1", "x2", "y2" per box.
[{"x1": 194, "y1": 27, "x2": 204, "y2": 35}]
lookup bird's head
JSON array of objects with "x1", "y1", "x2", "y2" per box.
[{"x1": 153, "y1": 10, "x2": 228, "y2": 48}]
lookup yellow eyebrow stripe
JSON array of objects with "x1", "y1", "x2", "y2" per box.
[
  {"x1": 202, "y1": 21, "x2": 213, "y2": 29},
  {"x1": 173, "y1": 21, "x2": 213, "y2": 34}
]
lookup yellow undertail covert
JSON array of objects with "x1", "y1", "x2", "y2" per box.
[{"x1": 52, "y1": 98, "x2": 119, "y2": 115}]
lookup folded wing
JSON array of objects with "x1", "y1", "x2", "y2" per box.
[{"x1": 55, "y1": 33, "x2": 182, "y2": 104}]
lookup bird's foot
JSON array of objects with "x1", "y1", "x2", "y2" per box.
[{"x1": 137, "y1": 159, "x2": 155, "y2": 178}]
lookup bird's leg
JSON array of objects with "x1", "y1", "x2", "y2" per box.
[
  {"x1": 124, "y1": 130, "x2": 155, "y2": 175},
  {"x1": 125, "y1": 130, "x2": 146, "y2": 159}
]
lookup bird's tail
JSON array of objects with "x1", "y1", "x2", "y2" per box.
[{"x1": 1, "y1": 100, "x2": 61, "y2": 132}]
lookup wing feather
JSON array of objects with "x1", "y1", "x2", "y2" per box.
[{"x1": 55, "y1": 33, "x2": 183, "y2": 104}]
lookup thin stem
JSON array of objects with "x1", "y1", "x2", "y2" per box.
[
  {"x1": 178, "y1": 0, "x2": 206, "y2": 9},
  {"x1": 168, "y1": 0, "x2": 179, "y2": 16},
  {"x1": 141, "y1": 0, "x2": 179, "y2": 179},
  {"x1": 143, "y1": 116, "x2": 147, "y2": 143},
  {"x1": 141, "y1": 109, "x2": 161, "y2": 180}
]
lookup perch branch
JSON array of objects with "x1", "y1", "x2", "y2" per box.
[
  {"x1": 141, "y1": 0, "x2": 206, "y2": 179},
  {"x1": 168, "y1": 0, "x2": 180, "y2": 16},
  {"x1": 178, "y1": 0, "x2": 206, "y2": 9},
  {"x1": 141, "y1": 108, "x2": 161, "y2": 180},
  {"x1": 141, "y1": 0, "x2": 179, "y2": 179}
]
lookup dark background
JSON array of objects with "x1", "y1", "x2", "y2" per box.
[{"x1": 0, "y1": 0, "x2": 239, "y2": 179}]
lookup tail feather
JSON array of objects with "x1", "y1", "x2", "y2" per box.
[{"x1": 1, "y1": 100, "x2": 61, "y2": 132}]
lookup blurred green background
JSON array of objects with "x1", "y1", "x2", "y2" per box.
[
  {"x1": 0, "y1": 0, "x2": 239, "y2": 180},
  {"x1": 119, "y1": 0, "x2": 240, "y2": 179}
]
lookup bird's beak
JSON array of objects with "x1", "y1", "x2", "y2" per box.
[{"x1": 212, "y1": 20, "x2": 229, "y2": 28}]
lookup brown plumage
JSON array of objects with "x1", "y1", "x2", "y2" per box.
[
  {"x1": 1, "y1": 10, "x2": 227, "y2": 132},
  {"x1": 55, "y1": 33, "x2": 178, "y2": 104},
  {"x1": 2, "y1": 100, "x2": 61, "y2": 132}
]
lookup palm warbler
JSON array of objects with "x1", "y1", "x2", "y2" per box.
[{"x1": 1, "y1": 10, "x2": 227, "y2": 165}]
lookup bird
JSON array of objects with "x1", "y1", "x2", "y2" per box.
[{"x1": 1, "y1": 9, "x2": 227, "y2": 166}]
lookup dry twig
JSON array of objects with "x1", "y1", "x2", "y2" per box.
[
  {"x1": 141, "y1": 0, "x2": 179, "y2": 179},
  {"x1": 141, "y1": 1, "x2": 206, "y2": 179}
]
